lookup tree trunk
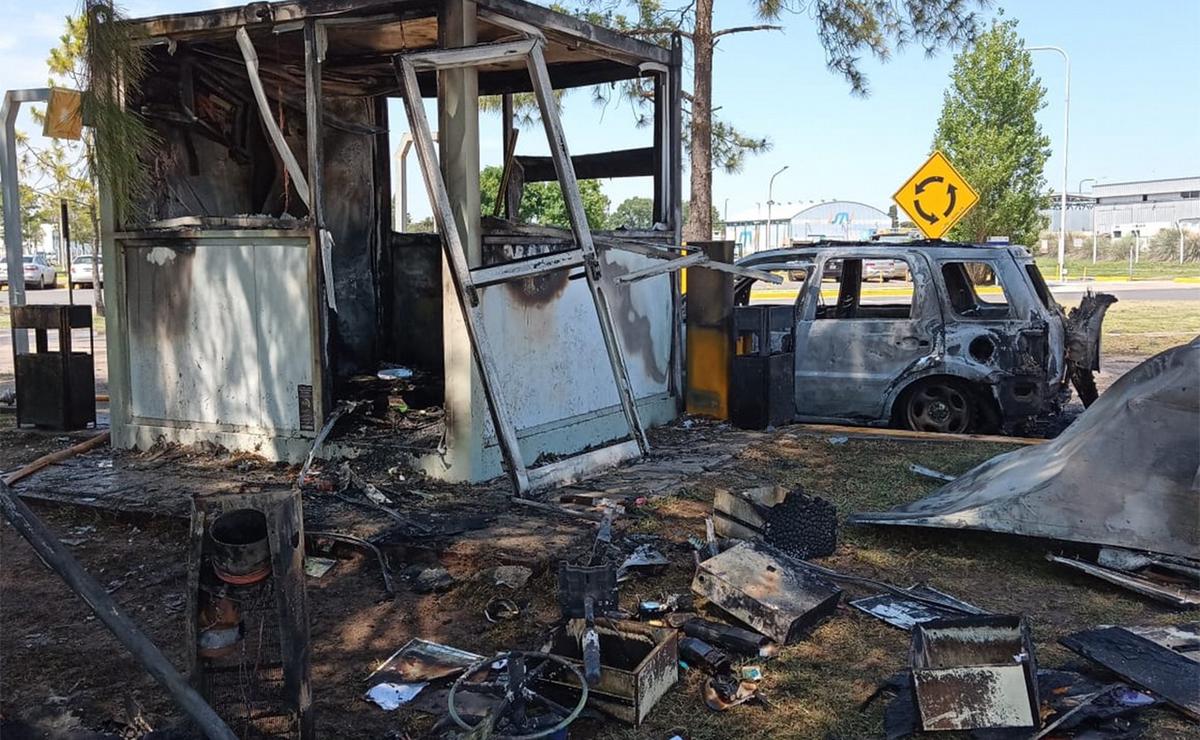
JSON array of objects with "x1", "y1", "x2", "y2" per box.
[
  {"x1": 684, "y1": 0, "x2": 714, "y2": 242},
  {"x1": 90, "y1": 203, "x2": 104, "y2": 317}
]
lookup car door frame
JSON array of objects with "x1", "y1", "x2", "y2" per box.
[{"x1": 792, "y1": 248, "x2": 944, "y2": 424}]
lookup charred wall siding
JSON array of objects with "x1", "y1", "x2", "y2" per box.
[{"x1": 322, "y1": 97, "x2": 381, "y2": 376}]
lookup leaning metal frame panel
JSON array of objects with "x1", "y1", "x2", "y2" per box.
[{"x1": 392, "y1": 38, "x2": 649, "y2": 495}]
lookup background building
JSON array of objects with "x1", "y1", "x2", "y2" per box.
[
  {"x1": 1043, "y1": 176, "x2": 1200, "y2": 237},
  {"x1": 724, "y1": 199, "x2": 893, "y2": 254}
]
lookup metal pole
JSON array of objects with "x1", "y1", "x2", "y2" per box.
[
  {"x1": 0, "y1": 482, "x2": 238, "y2": 740},
  {"x1": 1091, "y1": 206, "x2": 1097, "y2": 264},
  {"x1": 766, "y1": 165, "x2": 788, "y2": 249},
  {"x1": 1078, "y1": 178, "x2": 1097, "y2": 263},
  {"x1": 1178, "y1": 220, "x2": 1185, "y2": 265},
  {"x1": 1028, "y1": 47, "x2": 1069, "y2": 282},
  {"x1": 2, "y1": 89, "x2": 50, "y2": 355},
  {"x1": 395, "y1": 133, "x2": 412, "y2": 231},
  {"x1": 61, "y1": 200, "x2": 73, "y2": 306}
]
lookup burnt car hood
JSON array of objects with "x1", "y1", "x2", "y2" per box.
[
  {"x1": 1063, "y1": 292, "x2": 1118, "y2": 406},
  {"x1": 850, "y1": 339, "x2": 1200, "y2": 559}
]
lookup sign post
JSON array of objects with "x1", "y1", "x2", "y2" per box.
[{"x1": 893, "y1": 151, "x2": 980, "y2": 240}]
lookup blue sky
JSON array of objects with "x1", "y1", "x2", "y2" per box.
[{"x1": 2, "y1": 0, "x2": 1197, "y2": 221}]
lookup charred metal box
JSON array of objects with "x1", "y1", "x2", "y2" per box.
[
  {"x1": 12, "y1": 305, "x2": 95, "y2": 430},
  {"x1": 911, "y1": 615, "x2": 1039, "y2": 731},
  {"x1": 541, "y1": 618, "x2": 678, "y2": 725},
  {"x1": 691, "y1": 541, "x2": 841, "y2": 644},
  {"x1": 731, "y1": 305, "x2": 794, "y2": 429}
]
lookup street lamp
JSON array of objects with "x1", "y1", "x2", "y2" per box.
[
  {"x1": 1079, "y1": 177, "x2": 1097, "y2": 263},
  {"x1": 765, "y1": 165, "x2": 788, "y2": 249},
  {"x1": 1028, "y1": 45, "x2": 1070, "y2": 282}
]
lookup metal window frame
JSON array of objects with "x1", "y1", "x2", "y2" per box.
[{"x1": 393, "y1": 37, "x2": 650, "y2": 495}]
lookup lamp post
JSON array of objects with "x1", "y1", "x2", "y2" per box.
[
  {"x1": 765, "y1": 165, "x2": 788, "y2": 249},
  {"x1": 1028, "y1": 45, "x2": 1070, "y2": 282},
  {"x1": 1079, "y1": 177, "x2": 1097, "y2": 263},
  {"x1": 1177, "y1": 218, "x2": 1200, "y2": 264}
]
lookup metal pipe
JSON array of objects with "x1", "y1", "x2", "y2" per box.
[
  {"x1": 1078, "y1": 178, "x2": 1097, "y2": 263},
  {"x1": 765, "y1": 165, "x2": 788, "y2": 250},
  {"x1": 2, "y1": 88, "x2": 51, "y2": 355},
  {"x1": 0, "y1": 481, "x2": 237, "y2": 740},
  {"x1": 61, "y1": 200, "x2": 74, "y2": 306},
  {"x1": 1028, "y1": 46, "x2": 1069, "y2": 282}
]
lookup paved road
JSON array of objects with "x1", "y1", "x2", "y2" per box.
[
  {"x1": 1048, "y1": 281, "x2": 1199, "y2": 302},
  {"x1": 2, "y1": 286, "x2": 98, "y2": 306}
]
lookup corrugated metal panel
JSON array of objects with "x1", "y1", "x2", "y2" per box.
[
  {"x1": 1092, "y1": 177, "x2": 1200, "y2": 199},
  {"x1": 1096, "y1": 200, "x2": 1200, "y2": 234}
]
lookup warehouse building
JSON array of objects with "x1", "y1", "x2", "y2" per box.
[
  {"x1": 1044, "y1": 176, "x2": 1200, "y2": 236},
  {"x1": 723, "y1": 200, "x2": 893, "y2": 255}
]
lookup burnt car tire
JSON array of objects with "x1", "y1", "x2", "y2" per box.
[{"x1": 902, "y1": 378, "x2": 980, "y2": 435}]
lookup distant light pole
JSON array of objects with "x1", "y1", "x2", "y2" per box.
[
  {"x1": 1177, "y1": 218, "x2": 1200, "y2": 264},
  {"x1": 1079, "y1": 177, "x2": 1097, "y2": 263},
  {"x1": 1028, "y1": 45, "x2": 1070, "y2": 282},
  {"x1": 765, "y1": 165, "x2": 788, "y2": 249}
]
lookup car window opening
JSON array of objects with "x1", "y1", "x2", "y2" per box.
[
  {"x1": 1024, "y1": 263, "x2": 1055, "y2": 310},
  {"x1": 816, "y1": 257, "x2": 914, "y2": 320},
  {"x1": 941, "y1": 261, "x2": 1011, "y2": 319}
]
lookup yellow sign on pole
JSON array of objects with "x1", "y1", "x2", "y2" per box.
[{"x1": 893, "y1": 151, "x2": 979, "y2": 240}]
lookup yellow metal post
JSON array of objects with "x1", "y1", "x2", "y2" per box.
[{"x1": 685, "y1": 241, "x2": 735, "y2": 419}]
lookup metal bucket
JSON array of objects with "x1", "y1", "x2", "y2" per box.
[{"x1": 210, "y1": 509, "x2": 271, "y2": 584}]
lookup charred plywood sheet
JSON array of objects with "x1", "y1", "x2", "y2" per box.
[
  {"x1": 852, "y1": 340, "x2": 1200, "y2": 558},
  {"x1": 476, "y1": 247, "x2": 671, "y2": 444},
  {"x1": 124, "y1": 236, "x2": 313, "y2": 434},
  {"x1": 322, "y1": 97, "x2": 381, "y2": 375},
  {"x1": 1061, "y1": 625, "x2": 1200, "y2": 721}
]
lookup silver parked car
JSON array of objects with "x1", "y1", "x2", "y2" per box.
[
  {"x1": 735, "y1": 241, "x2": 1114, "y2": 434},
  {"x1": 70, "y1": 253, "x2": 104, "y2": 288},
  {"x1": 0, "y1": 254, "x2": 58, "y2": 289}
]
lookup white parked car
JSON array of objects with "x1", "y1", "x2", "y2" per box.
[
  {"x1": 70, "y1": 253, "x2": 103, "y2": 288},
  {"x1": 0, "y1": 254, "x2": 58, "y2": 289}
]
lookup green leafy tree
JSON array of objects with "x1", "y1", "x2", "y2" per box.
[
  {"x1": 608, "y1": 196, "x2": 654, "y2": 229},
  {"x1": 408, "y1": 216, "x2": 436, "y2": 233},
  {"x1": 0, "y1": 132, "x2": 49, "y2": 245},
  {"x1": 568, "y1": 1, "x2": 987, "y2": 241},
  {"x1": 480, "y1": 165, "x2": 610, "y2": 229},
  {"x1": 933, "y1": 18, "x2": 1051, "y2": 246}
]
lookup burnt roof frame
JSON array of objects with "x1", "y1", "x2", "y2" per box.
[{"x1": 124, "y1": 0, "x2": 671, "y2": 97}]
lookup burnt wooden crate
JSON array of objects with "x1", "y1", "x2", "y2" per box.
[
  {"x1": 541, "y1": 619, "x2": 678, "y2": 725},
  {"x1": 712, "y1": 485, "x2": 788, "y2": 540}
]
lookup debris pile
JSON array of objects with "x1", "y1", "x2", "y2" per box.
[{"x1": 762, "y1": 488, "x2": 838, "y2": 560}]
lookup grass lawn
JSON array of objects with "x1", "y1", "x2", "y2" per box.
[
  {"x1": 1037, "y1": 256, "x2": 1200, "y2": 281},
  {"x1": 594, "y1": 433, "x2": 1195, "y2": 740},
  {"x1": 0, "y1": 305, "x2": 105, "y2": 332},
  {"x1": 1102, "y1": 300, "x2": 1200, "y2": 356}
]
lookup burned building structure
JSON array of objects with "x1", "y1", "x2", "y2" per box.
[{"x1": 98, "y1": 0, "x2": 698, "y2": 493}]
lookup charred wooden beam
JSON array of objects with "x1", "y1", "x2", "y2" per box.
[
  {"x1": 515, "y1": 147, "x2": 655, "y2": 183},
  {"x1": 477, "y1": 0, "x2": 671, "y2": 65},
  {"x1": 128, "y1": 0, "x2": 435, "y2": 40}
]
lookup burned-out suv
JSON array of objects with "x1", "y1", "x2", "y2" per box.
[{"x1": 733, "y1": 242, "x2": 1114, "y2": 434}]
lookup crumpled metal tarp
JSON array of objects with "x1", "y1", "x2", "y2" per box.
[{"x1": 850, "y1": 340, "x2": 1200, "y2": 559}]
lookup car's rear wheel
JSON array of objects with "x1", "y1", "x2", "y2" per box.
[{"x1": 903, "y1": 379, "x2": 974, "y2": 434}]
